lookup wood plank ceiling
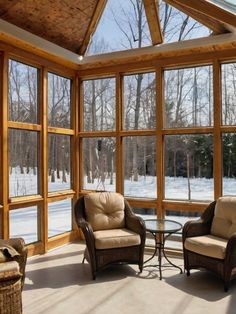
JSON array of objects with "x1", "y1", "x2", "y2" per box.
[{"x1": 0, "y1": 0, "x2": 234, "y2": 56}]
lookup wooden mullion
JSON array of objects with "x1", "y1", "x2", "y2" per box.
[
  {"x1": 1, "y1": 52, "x2": 9, "y2": 238},
  {"x1": 163, "y1": 200, "x2": 209, "y2": 212},
  {"x1": 8, "y1": 121, "x2": 41, "y2": 131},
  {"x1": 213, "y1": 60, "x2": 222, "y2": 200},
  {"x1": 116, "y1": 73, "x2": 122, "y2": 194},
  {"x1": 47, "y1": 126, "x2": 74, "y2": 135},
  {"x1": 163, "y1": 127, "x2": 214, "y2": 135},
  {"x1": 47, "y1": 193, "x2": 75, "y2": 203},
  {"x1": 41, "y1": 67, "x2": 48, "y2": 252},
  {"x1": 78, "y1": 131, "x2": 117, "y2": 138},
  {"x1": 156, "y1": 67, "x2": 164, "y2": 219}
]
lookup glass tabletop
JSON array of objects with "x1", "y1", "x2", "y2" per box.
[{"x1": 144, "y1": 219, "x2": 182, "y2": 233}]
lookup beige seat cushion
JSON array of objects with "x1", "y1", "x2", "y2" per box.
[
  {"x1": 84, "y1": 192, "x2": 125, "y2": 231},
  {"x1": 93, "y1": 228, "x2": 141, "y2": 250},
  {"x1": 184, "y1": 235, "x2": 228, "y2": 259},
  {"x1": 211, "y1": 196, "x2": 236, "y2": 239},
  {"x1": 0, "y1": 261, "x2": 21, "y2": 280}
]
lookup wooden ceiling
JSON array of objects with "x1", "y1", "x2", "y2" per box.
[
  {"x1": 0, "y1": 0, "x2": 107, "y2": 55},
  {"x1": 0, "y1": 0, "x2": 235, "y2": 56}
]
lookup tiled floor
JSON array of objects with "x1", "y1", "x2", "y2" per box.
[{"x1": 23, "y1": 242, "x2": 236, "y2": 314}]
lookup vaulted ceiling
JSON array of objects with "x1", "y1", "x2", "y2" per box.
[{"x1": 0, "y1": 0, "x2": 235, "y2": 56}]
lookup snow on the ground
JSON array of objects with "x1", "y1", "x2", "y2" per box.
[{"x1": 8, "y1": 169, "x2": 236, "y2": 244}]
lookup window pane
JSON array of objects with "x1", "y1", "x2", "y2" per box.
[
  {"x1": 48, "y1": 199, "x2": 72, "y2": 237},
  {"x1": 48, "y1": 73, "x2": 71, "y2": 128},
  {"x1": 164, "y1": 66, "x2": 213, "y2": 128},
  {"x1": 164, "y1": 134, "x2": 213, "y2": 201},
  {"x1": 9, "y1": 59, "x2": 38, "y2": 123},
  {"x1": 124, "y1": 136, "x2": 156, "y2": 198},
  {"x1": 124, "y1": 72, "x2": 156, "y2": 130},
  {"x1": 222, "y1": 63, "x2": 236, "y2": 125},
  {"x1": 48, "y1": 134, "x2": 71, "y2": 192},
  {"x1": 9, "y1": 129, "x2": 38, "y2": 197},
  {"x1": 10, "y1": 206, "x2": 38, "y2": 244},
  {"x1": 165, "y1": 210, "x2": 201, "y2": 250},
  {"x1": 82, "y1": 137, "x2": 116, "y2": 191},
  {"x1": 133, "y1": 207, "x2": 156, "y2": 219},
  {"x1": 83, "y1": 78, "x2": 116, "y2": 131},
  {"x1": 222, "y1": 133, "x2": 236, "y2": 195}
]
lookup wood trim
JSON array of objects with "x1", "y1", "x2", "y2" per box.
[
  {"x1": 8, "y1": 121, "x2": 41, "y2": 131},
  {"x1": 116, "y1": 73, "x2": 122, "y2": 193},
  {"x1": 164, "y1": 0, "x2": 229, "y2": 34},
  {"x1": 163, "y1": 200, "x2": 209, "y2": 212},
  {"x1": 156, "y1": 67, "x2": 164, "y2": 219},
  {"x1": 213, "y1": 59, "x2": 222, "y2": 199},
  {"x1": 41, "y1": 67, "x2": 48, "y2": 252},
  {"x1": 163, "y1": 127, "x2": 214, "y2": 134},
  {"x1": 47, "y1": 231, "x2": 78, "y2": 251},
  {"x1": 143, "y1": 0, "x2": 163, "y2": 45},
  {"x1": 78, "y1": 0, "x2": 108, "y2": 55},
  {"x1": 0, "y1": 28, "x2": 79, "y2": 71},
  {"x1": 47, "y1": 191, "x2": 75, "y2": 202},
  {"x1": 9, "y1": 195, "x2": 43, "y2": 206},
  {"x1": 167, "y1": 0, "x2": 236, "y2": 29},
  {"x1": 78, "y1": 34, "x2": 236, "y2": 72},
  {"x1": 47, "y1": 127, "x2": 74, "y2": 135},
  {"x1": 1, "y1": 52, "x2": 9, "y2": 238}
]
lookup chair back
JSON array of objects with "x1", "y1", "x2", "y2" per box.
[
  {"x1": 84, "y1": 192, "x2": 125, "y2": 231},
  {"x1": 211, "y1": 196, "x2": 236, "y2": 239}
]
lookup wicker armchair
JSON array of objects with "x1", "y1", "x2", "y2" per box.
[
  {"x1": 183, "y1": 197, "x2": 236, "y2": 291},
  {"x1": 0, "y1": 238, "x2": 28, "y2": 288},
  {"x1": 0, "y1": 238, "x2": 27, "y2": 314},
  {"x1": 74, "y1": 192, "x2": 146, "y2": 279}
]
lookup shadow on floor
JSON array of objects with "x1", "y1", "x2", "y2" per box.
[
  {"x1": 24, "y1": 262, "x2": 140, "y2": 290},
  {"x1": 165, "y1": 270, "x2": 236, "y2": 302},
  {"x1": 27, "y1": 250, "x2": 84, "y2": 265}
]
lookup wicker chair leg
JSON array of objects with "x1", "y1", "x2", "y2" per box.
[
  {"x1": 224, "y1": 282, "x2": 229, "y2": 292},
  {"x1": 92, "y1": 272, "x2": 96, "y2": 280},
  {"x1": 186, "y1": 269, "x2": 190, "y2": 276},
  {"x1": 82, "y1": 256, "x2": 85, "y2": 264}
]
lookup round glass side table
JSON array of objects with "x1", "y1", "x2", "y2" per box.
[{"x1": 144, "y1": 219, "x2": 183, "y2": 280}]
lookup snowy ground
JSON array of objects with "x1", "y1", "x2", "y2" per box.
[{"x1": 7, "y1": 170, "x2": 236, "y2": 244}]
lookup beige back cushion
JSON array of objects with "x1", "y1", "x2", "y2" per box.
[
  {"x1": 84, "y1": 192, "x2": 125, "y2": 231},
  {"x1": 211, "y1": 196, "x2": 236, "y2": 239}
]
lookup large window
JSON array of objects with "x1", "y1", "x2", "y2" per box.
[
  {"x1": 123, "y1": 72, "x2": 156, "y2": 129},
  {"x1": 9, "y1": 129, "x2": 38, "y2": 197},
  {"x1": 48, "y1": 199, "x2": 72, "y2": 237},
  {"x1": 124, "y1": 136, "x2": 156, "y2": 198},
  {"x1": 9, "y1": 206, "x2": 39, "y2": 244},
  {"x1": 222, "y1": 133, "x2": 236, "y2": 195},
  {"x1": 222, "y1": 63, "x2": 236, "y2": 125},
  {"x1": 48, "y1": 73, "x2": 72, "y2": 128},
  {"x1": 9, "y1": 60, "x2": 39, "y2": 124},
  {"x1": 83, "y1": 78, "x2": 116, "y2": 131},
  {"x1": 164, "y1": 134, "x2": 213, "y2": 201},
  {"x1": 82, "y1": 137, "x2": 116, "y2": 191},
  {"x1": 48, "y1": 134, "x2": 71, "y2": 192},
  {"x1": 164, "y1": 66, "x2": 213, "y2": 128}
]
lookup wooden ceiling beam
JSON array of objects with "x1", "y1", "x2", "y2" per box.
[
  {"x1": 165, "y1": 0, "x2": 229, "y2": 34},
  {"x1": 165, "y1": 0, "x2": 236, "y2": 30},
  {"x1": 143, "y1": 0, "x2": 163, "y2": 45},
  {"x1": 78, "y1": 0, "x2": 107, "y2": 56}
]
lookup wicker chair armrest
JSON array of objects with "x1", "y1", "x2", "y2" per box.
[
  {"x1": 225, "y1": 234, "x2": 236, "y2": 264},
  {"x1": 78, "y1": 219, "x2": 95, "y2": 243},
  {"x1": 0, "y1": 238, "x2": 26, "y2": 255},
  {"x1": 183, "y1": 219, "x2": 211, "y2": 240},
  {"x1": 0, "y1": 238, "x2": 27, "y2": 289},
  {"x1": 125, "y1": 200, "x2": 146, "y2": 236}
]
